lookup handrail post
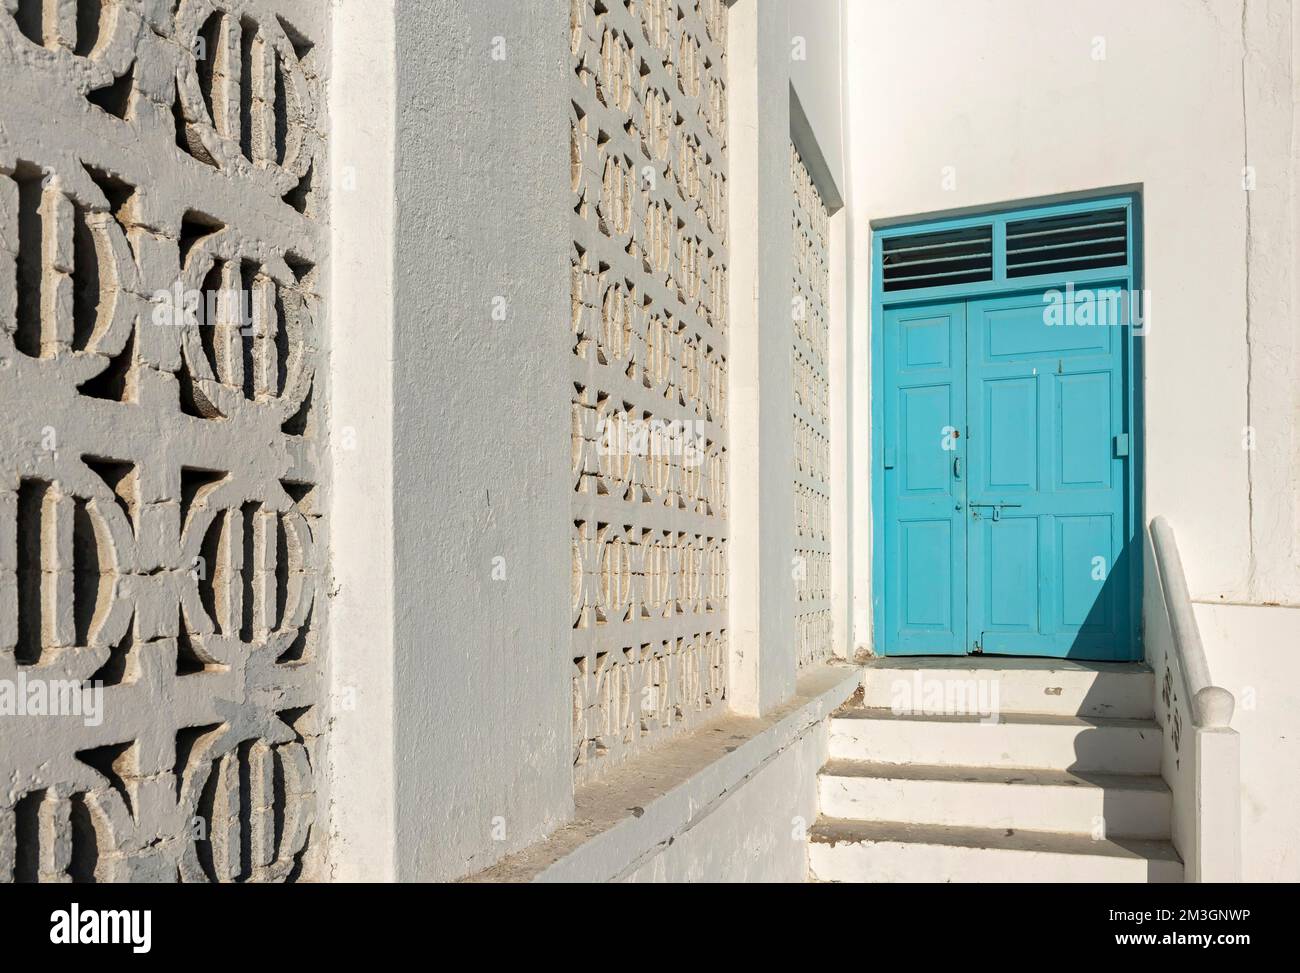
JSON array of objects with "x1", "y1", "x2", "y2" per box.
[
  {"x1": 1150, "y1": 516, "x2": 1234, "y2": 726},
  {"x1": 1148, "y1": 516, "x2": 1241, "y2": 881}
]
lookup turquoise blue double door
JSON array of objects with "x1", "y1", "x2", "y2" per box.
[{"x1": 882, "y1": 292, "x2": 1135, "y2": 660}]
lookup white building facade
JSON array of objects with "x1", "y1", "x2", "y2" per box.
[{"x1": 1, "y1": 0, "x2": 1296, "y2": 883}]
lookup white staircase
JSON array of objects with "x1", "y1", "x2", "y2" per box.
[{"x1": 809, "y1": 660, "x2": 1183, "y2": 882}]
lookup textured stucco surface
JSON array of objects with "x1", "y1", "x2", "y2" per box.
[
  {"x1": 787, "y1": 0, "x2": 845, "y2": 201},
  {"x1": 388, "y1": 0, "x2": 573, "y2": 881},
  {"x1": 1196, "y1": 602, "x2": 1300, "y2": 881},
  {"x1": 325, "y1": 0, "x2": 394, "y2": 881},
  {"x1": 320, "y1": 0, "x2": 854, "y2": 884},
  {"x1": 621, "y1": 718, "x2": 826, "y2": 882},
  {"x1": 726, "y1": 0, "x2": 796, "y2": 714},
  {"x1": 470, "y1": 662, "x2": 858, "y2": 883}
]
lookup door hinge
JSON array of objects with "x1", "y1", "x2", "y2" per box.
[{"x1": 1113, "y1": 433, "x2": 1130, "y2": 458}]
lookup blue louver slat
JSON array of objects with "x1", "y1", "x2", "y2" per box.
[
  {"x1": 881, "y1": 225, "x2": 993, "y2": 292},
  {"x1": 1005, "y1": 208, "x2": 1128, "y2": 278}
]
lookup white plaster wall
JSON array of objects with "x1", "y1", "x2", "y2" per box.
[
  {"x1": 844, "y1": 0, "x2": 1300, "y2": 880},
  {"x1": 728, "y1": 0, "x2": 851, "y2": 702},
  {"x1": 325, "y1": 0, "x2": 853, "y2": 882},
  {"x1": 325, "y1": 0, "x2": 575, "y2": 881},
  {"x1": 846, "y1": 0, "x2": 1300, "y2": 646},
  {"x1": 787, "y1": 1, "x2": 852, "y2": 661},
  {"x1": 788, "y1": 0, "x2": 847, "y2": 199},
  {"x1": 1196, "y1": 602, "x2": 1300, "y2": 882},
  {"x1": 327, "y1": 0, "x2": 397, "y2": 882},
  {"x1": 389, "y1": 0, "x2": 574, "y2": 881},
  {"x1": 615, "y1": 0, "x2": 855, "y2": 865},
  {"x1": 727, "y1": 0, "x2": 798, "y2": 714},
  {"x1": 621, "y1": 720, "x2": 827, "y2": 882},
  {"x1": 828, "y1": 208, "x2": 851, "y2": 658},
  {"x1": 791, "y1": 1, "x2": 861, "y2": 658}
]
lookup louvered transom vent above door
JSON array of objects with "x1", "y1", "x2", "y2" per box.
[
  {"x1": 1005, "y1": 207, "x2": 1128, "y2": 278},
  {"x1": 881, "y1": 225, "x2": 992, "y2": 292}
]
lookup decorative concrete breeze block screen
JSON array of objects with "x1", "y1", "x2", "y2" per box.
[
  {"x1": 0, "y1": 0, "x2": 326, "y2": 882},
  {"x1": 570, "y1": 0, "x2": 729, "y2": 781},
  {"x1": 792, "y1": 143, "x2": 831, "y2": 668}
]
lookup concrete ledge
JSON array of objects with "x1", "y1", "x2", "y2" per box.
[{"x1": 469, "y1": 662, "x2": 863, "y2": 882}]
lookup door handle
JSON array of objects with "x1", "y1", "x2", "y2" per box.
[
  {"x1": 953, "y1": 456, "x2": 961, "y2": 479},
  {"x1": 969, "y1": 502, "x2": 1022, "y2": 521}
]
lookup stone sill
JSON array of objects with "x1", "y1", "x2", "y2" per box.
[{"x1": 468, "y1": 661, "x2": 863, "y2": 883}]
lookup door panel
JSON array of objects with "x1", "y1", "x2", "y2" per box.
[
  {"x1": 965, "y1": 294, "x2": 1130, "y2": 659},
  {"x1": 985, "y1": 377, "x2": 1037, "y2": 490},
  {"x1": 1058, "y1": 514, "x2": 1114, "y2": 628},
  {"x1": 879, "y1": 290, "x2": 1134, "y2": 660},
  {"x1": 1058, "y1": 372, "x2": 1112, "y2": 488},
  {"x1": 986, "y1": 516, "x2": 1037, "y2": 629},
  {"x1": 883, "y1": 304, "x2": 966, "y2": 655}
]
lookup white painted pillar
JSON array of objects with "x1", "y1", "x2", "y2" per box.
[
  {"x1": 726, "y1": 0, "x2": 797, "y2": 714},
  {"x1": 328, "y1": 0, "x2": 574, "y2": 881},
  {"x1": 828, "y1": 207, "x2": 851, "y2": 660},
  {"x1": 1192, "y1": 726, "x2": 1242, "y2": 882},
  {"x1": 327, "y1": 0, "x2": 397, "y2": 882},
  {"x1": 388, "y1": 0, "x2": 574, "y2": 881}
]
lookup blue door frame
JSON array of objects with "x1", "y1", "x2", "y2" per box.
[{"x1": 871, "y1": 194, "x2": 1144, "y2": 660}]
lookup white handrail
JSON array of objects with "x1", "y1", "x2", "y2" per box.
[{"x1": 1149, "y1": 516, "x2": 1234, "y2": 728}]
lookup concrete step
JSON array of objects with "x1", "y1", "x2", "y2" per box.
[
  {"x1": 829, "y1": 708, "x2": 1162, "y2": 775},
  {"x1": 862, "y1": 659, "x2": 1154, "y2": 719},
  {"x1": 818, "y1": 759, "x2": 1171, "y2": 838},
  {"x1": 808, "y1": 818, "x2": 1183, "y2": 883}
]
